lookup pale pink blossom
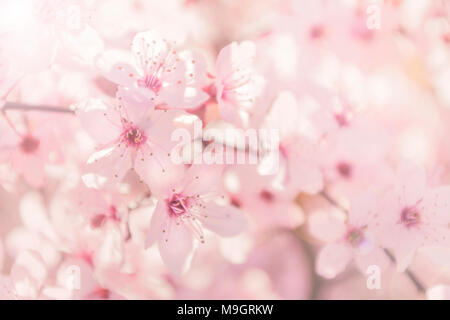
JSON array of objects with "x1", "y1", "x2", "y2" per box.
[
  {"x1": 223, "y1": 164, "x2": 304, "y2": 230},
  {"x1": 260, "y1": 91, "x2": 323, "y2": 195},
  {"x1": 146, "y1": 164, "x2": 247, "y2": 274},
  {"x1": 76, "y1": 88, "x2": 198, "y2": 192},
  {"x1": 369, "y1": 163, "x2": 450, "y2": 271},
  {"x1": 71, "y1": 185, "x2": 127, "y2": 232},
  {"x1": 0, "y1": 250, "x2": 48, "y2": 300},
  {"x1": 215, "y1": 41, "x2": 265, "y2": 128},
  {"x1": 315, "y1": 193, "x2": 390, "y2": 279},
  {"x1": 318, "y1": 113, "x2": 392, "y2": 199},
  {"x1": 0, "y1": 113, "x2": 66, "y2": 187}
]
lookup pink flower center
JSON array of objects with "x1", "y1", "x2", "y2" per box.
[
  {"x1": 137, "y1": 74, "x2": 162, "y2": 93},
  {"x1": 309, "y1": 25, "x2": 325, "y2": 40},
  {"x1": 334, "y1": 111, "x2": 351, "y2": 127},
  {"x1": 336, "y1": 162, "x2": 352, "y2": 179},
  {"x1": 122, "y1": 126, "x2": 147, "y2": 147},
  {"x1": 346, "y1": 228, "x2": 365, "y2": 247},
  {"x1": 167, "y1": 194, "x2": 191, "y2": 217},
  {"x1": 400, "y1": 207, "x2": 421, "y2": 229},
  {"x1": 279, "y1": 143, "x2": 289, "y2": 159},
  {"x1": 231, "y1": 197, "x2": 242, "y2": 208},
  {"x1": 91, "y1": 214, "x2": 106, "y2": 228},
  {"x1": 90, "y1": 206, "x2": 119, "y2": 228},
  {"x1": 20, "y1": 135, "x2": 40, "y2": 154},
  {"x1": 260, "y1": 190, "x2": 275, "y2": 203}
]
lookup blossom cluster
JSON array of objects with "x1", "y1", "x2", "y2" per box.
[{"x1": 0, "y1": 0, "x2": 450, "y2": 300}]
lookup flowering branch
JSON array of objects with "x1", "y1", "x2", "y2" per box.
[{"x1": 319, "y1": 191, "x2": 426, "y2": 294}]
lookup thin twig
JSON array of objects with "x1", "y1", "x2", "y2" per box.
[{"x1": 2, "y1": 102, "x2": 74, "y2": 114}]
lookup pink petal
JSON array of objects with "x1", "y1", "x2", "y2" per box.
[
  {"x1": 158, "y1": 218, "x2": 195, "y2": 274},
  {"x1": 0, "y1": 275, "x2": 15, "y2": 299},
  {"x1": 116, "y1": 86, "x2": 155, "y2": 125},
  {"x1": 423, "y1": 186, "x2": 450, "y2": 226},
  {"x1": 217, "y1": 99, "x2": 248, "y2": 128},
  {"x1": 263, "y1": 91, "x2": 301, "y2": 139},
  {"x1": 83, "y1": 145, "x2": 133, "y2": 188},
  {"x1": 105, "y1": 62, "x2": 138, "y2": 88},
  {"x1": 133, "y1": 146, "x2": 184, "y2": 198},
  {"x1": 198, "y1": 202, "x2": 248, "y2": 237},
  {"x1": 158, "y1": 85, "x2": 209, "y2": 110},
  {"x1": 145, "y1": 109, "x2": 199, "y2": 150},
  {"x1": 427, "y1": 285, "x2": 450, "y2": 300},
  {"x1": 288, "y1": 160, "x2": 323, "y2": 194},
  {"x1": 19, "y1": 192, "x2": 57, "y2": 240},
  {"x1": 181, "y1": 164, "x2": 224, "y2": 196},
  {"x1": 395, "y1": 162, "x2": 427, "y2": 206},
  {"x1": 11, "y1": 151, "x2": 46, "y2": 188},
  {"x1": 354, "y1": 247, "x2": 391, "y2": 274},
  {"x1": 216, "y1": 41, "x2": 256, "y2": 77},
  {"x1": 308, "y1": 208, "x2": 347, "y2": 243},
  {"x1": 75, "y1": 99, "x2": 121, "y2": 145},
  {"x1": 93, "y1": 225, "x2": 124, "y2": 269},
  {"x1": 11, "y1": 251, "x2": 47, "y2": 299},
  {"x1": 145, "y1": 201, "x2": 170, "y2": 248},
  {"x1": 316, "y1": 243, "x2": 352, "y2": 279},
  {"x1": 388, "y1": 241, "x2": 417, "y2": 272}
]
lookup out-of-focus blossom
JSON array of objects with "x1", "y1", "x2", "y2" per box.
[
  {"x1": 0, "y1": 113, "x2": 68, "y2": 187},
  {"x1": 260, "y1": 91, "x2": 323, "y2": 195},
  {"x1": 223, "y1": 164, "x2": 304, "y2": 230},
  {"x1": 214, "y1": 41, "x2": 265, "y2": 128},
  {"x1": 0, "y1": 0, "x2": 103, "y2": 101},
  {"x1": 316, "y1": 192, "x2": 389, "y2": 279}
]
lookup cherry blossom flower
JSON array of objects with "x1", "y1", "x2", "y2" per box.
[
  {"x1": 145, "y1": 164, "x2": 248, "y2": 274},
  {"x1": 214, "y1": 41, "x2": 265, "y2": 128},
  {"x1": 223, "y1": 163, "x2": 304, "y2": 230},
  {"x1": 0, "y1": 250, "x2": 48, "y2": 300},
  {"x1": 369, "y1": 163, "x2": 450, "y2": 271},
  {"x1": 0, "y1": 113, "x2": 66, "y2": 187},
  {"x1": 66, "y1": 185, "x2": 131, "y2": 241},
  {"x1": 104, "y1": 30, "x2": 209, "y2": 110},
  {"x1": 318, "y1": 113, "x2": 392, "y2": 199},
  {"x1": 75, "y1": 88, "x2": 198, "y2": 192},
  {"x1": 260, "y1": 91, "x2": 323, "y2": 195},
  {"x1": 315, "y1": 193, "x2": 390, "y2": 279}
]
